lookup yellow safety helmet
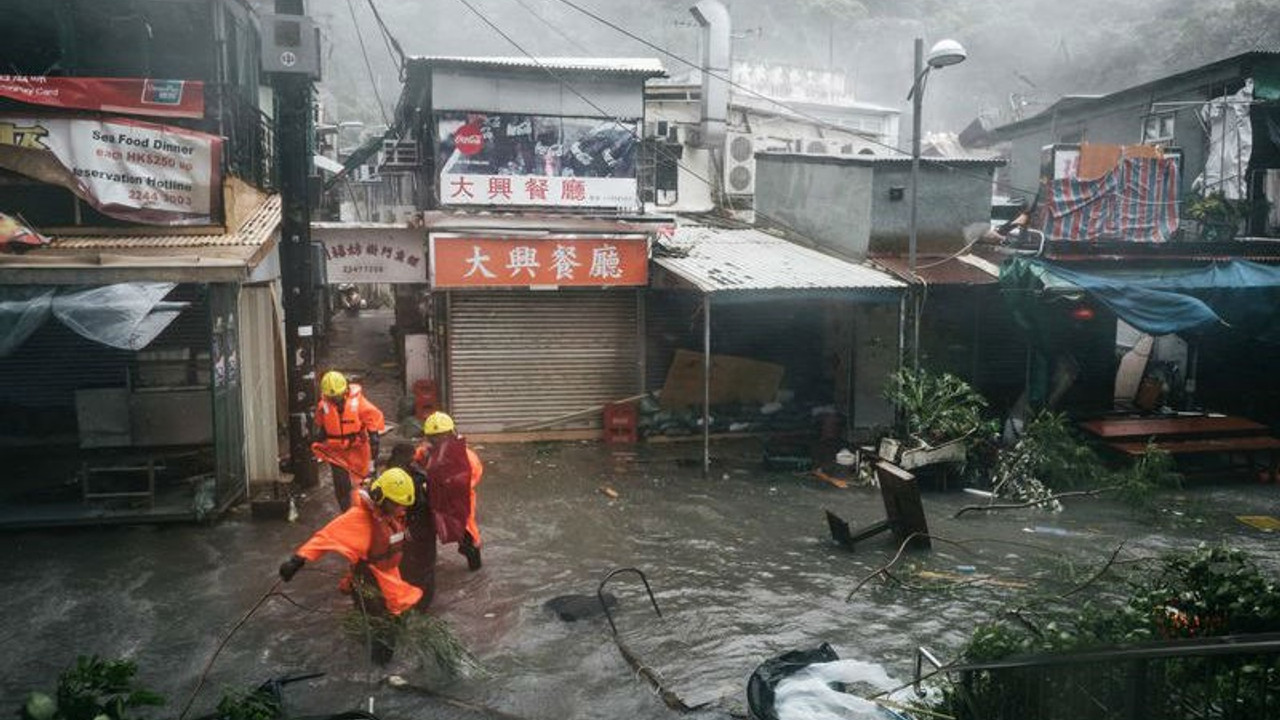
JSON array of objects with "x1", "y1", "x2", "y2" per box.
[
  {"x1": 422, "y1": 411, "x2": 456, "y2": 436},
  {"x1": 369, "y1": 468, "x2": 415, "y2": 507},
  {"x1": 320, "y1": 370, "x2": 348, "y2": 399}
]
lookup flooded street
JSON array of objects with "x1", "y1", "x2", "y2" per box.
[
  {"x1": 3, "y1": 311, "x2": 1279, "y2": 720},
  {"x1": 4, "y1": 437, "x2": 1280, "y2": 720}
]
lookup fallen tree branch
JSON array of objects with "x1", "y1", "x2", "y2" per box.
[
  {"x1": 1060, "y1": 541, "x2": 1126, "y2": 599},
  {"x1": 953, "y1": 486, "x2": 1120, "y2": 518}
]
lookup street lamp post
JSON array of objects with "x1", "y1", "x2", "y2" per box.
[{"x1": 907, "y1": 37, "x2": 966, "y2": 367}]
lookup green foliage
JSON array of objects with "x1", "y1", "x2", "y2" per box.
[
  {"x1": 210, "y1": 689, "x2": 281, "y2": 720},
  {"x1": 25, "y1": 656, "x2": 167, "y2": 720},
  {"x1": 991, "y1": 413, "x2": 1180, "y2": 512},
  {"x1": 1185, "y1": 191, "x2": 1249, "y2": 242},
  {"x1": 939, "y1": 546, "x2": 1280, "y2": 718},
  {"x1": 884, "y1": 368, "x2": 989, "y2": 446},
  {"x1": 342, "y1": 609, "x2": 480, "y2": 677}
]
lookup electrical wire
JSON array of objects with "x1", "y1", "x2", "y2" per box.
[
  {"x1": 546, "y1": 0, "x2": 1043, "y2": 199},
  {"x1": 346, "y1": 0, "x2": 393, "y2": 129},
  {"x1": 449, "y1": 0, "x2": 865, "y2": 258},
  {"x1": 509, "y1": 0, "x2": 594, "y2": 55},
  {"x1": 177, "y1": 579, "x2": 284, "y2": 720},
  {"x1": 364, "y1": 0, "x2": 408, "y2": 81}
]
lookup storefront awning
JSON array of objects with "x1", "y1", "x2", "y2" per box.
[
  {"x1": 653, "y1": 225, "x2": 904, "y2": 299},
  {"x1": 870, "y1": 253, "x2": 1000, "y2": 286},
  {"x1": 1001, "y1": 256, "x2": 1280, "y2": 342},
  {"x1": 0, "y1": 195, "x2": 280, "y2": 284}
]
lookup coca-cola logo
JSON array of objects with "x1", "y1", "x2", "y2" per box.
[{"x1": 454, "y1": 123, "x2": 484, "y2": 156}]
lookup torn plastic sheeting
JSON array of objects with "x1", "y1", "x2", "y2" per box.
[
  {"x1": 51, "y1": 283, "x2": 187, "y2": 351},
  {"x1": 0, "y1": 286, "x2": 55, "y2": 356}
]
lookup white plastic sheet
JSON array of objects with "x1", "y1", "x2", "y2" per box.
[
  {"x1": 1196, "y1": 79, "x2": 1253, "y2": 200},
  {"x1": 52, "y1": 283, "x2": 184, "y2": 350},
  {"x1": 773, "y1": 659, "x2": 898, "y2": 720},
  {"x1": 0, "y1": 286, "x2": 55, "y2": 356},
  {"x1": 0, "y1": 282, "x2": 186, "y2": 356}
]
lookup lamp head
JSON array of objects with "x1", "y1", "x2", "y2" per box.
[{"x1": 926, "y1": 39, "x2": 967, "y2": 68}]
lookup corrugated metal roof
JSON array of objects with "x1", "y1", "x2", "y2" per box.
[
  {"x1": 411, "y1": 56, "x2": 667, "y2": 77},
  {"x1": 48, "y1": 195, "x2": 281, "y2": 250},
  {"x1": 871, "y1": 254, "x2": 1000, "y2": 286},
  {"x1": 654, "y1": 225, "x2": 904, "y2": 294},
  {"x1": 757, "y1": 152, "x2": 1006, "y2": 166},
  {"x1": 415, "y1": 210, "x2": 672, "y2": 235}
]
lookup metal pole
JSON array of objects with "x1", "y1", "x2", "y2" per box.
[
  {"x1": 702, "y1": 294, "x2": 712, "y2": 477},
  {"x1": 274, "y1": 0, "x2": 318, "y2": 488},
  {"x1": 908, "y1": 37, "x2": 924, "y2": 370}
]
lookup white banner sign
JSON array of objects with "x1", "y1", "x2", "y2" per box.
[
  {"x1": 440, "y1": 173, "x2": 639, "y2": 210},
  {"x1": 318, "y1": 227, "x2": 426, "y2": 284},
  {"x1": 0, "y1": 115, "x2": 221, "y2": 224}
]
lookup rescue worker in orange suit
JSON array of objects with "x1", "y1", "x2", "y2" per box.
[
  {"x1": 312, "y1": 370, "x2": 385, "y2": 510},
  {"x1": 412, "y1": 411, "x2": 483, "y2": 570},
  {"x1": 386, "y1": 442, "x2": 436, "y2": 607},
  {"x1": 278, "y1": 468, "x2": 424, "y2": 664}
]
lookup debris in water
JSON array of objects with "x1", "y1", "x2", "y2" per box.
[
  {"x1": 599, "y1": 486, "x2": 619, "y2": 499},
  {"x1": 545, "y1": 592, "x2": 618, "y2": 621},
  {"x1": 1237, "y1": 515, "x2": 1280, "y2": 532}
]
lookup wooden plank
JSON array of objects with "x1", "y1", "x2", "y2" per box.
[
  {"x1": 1108, "y1": 436, "x2": 1280, "y2": 455},
  {"x1": 1080, "y1": 416, "x2": 1268, "y2": 439},
  {"x1": 658, "y1": 348, "x2": 784, "y2": 410}
]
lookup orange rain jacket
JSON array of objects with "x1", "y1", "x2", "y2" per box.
[
  {"x1": 310, "y1": 384, "x2": 385, "y2": 477},
  {"x1": 293, "y1": 489, "x2": 424, "y2": 615},
  {"x1": 413, "y1": 436, "x2": 482, "y2": 547}
]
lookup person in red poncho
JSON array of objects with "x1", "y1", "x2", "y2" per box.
[
  {"x1": 278, "y1": 468, "x2": 423, "y2": 663},
  {"x1": 311, "y1": 370, "x2": 386, "y2": 510},
  {"x1": 412, "y1": 411, "x2": 483, "y2": 571}
]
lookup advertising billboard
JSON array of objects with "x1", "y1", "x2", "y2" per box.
[{"x1": 435, "y1": 111, "x2": 639, "y2": 210}]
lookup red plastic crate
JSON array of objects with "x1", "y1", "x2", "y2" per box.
[{"x1": 602, "y1": 402, "x2": 638, "y2": 444}]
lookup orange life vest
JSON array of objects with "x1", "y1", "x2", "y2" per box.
[
  {"x1": 311, "y1": 384, "x2": 385, "y2": 477},
  {"x1": 294, "y1": 490, "x2": 423, "y2": 615}
]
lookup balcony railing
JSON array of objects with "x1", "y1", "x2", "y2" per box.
[{"x1": 931, "y1": 633, "x2": 1280, "y2": 720}]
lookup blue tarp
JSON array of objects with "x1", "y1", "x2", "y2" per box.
[{"x1": 1001, "y1": 257, "x2": 1280, "y2": 343}]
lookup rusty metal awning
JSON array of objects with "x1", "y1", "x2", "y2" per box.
[
  {"x1": 870, "y1": 252, "x2": 1001, "y2": 286},
  {"x1": 653, "y1": 225, "x2": 904, "y2": 299},
  {"x1": 0, "y1": 195, "x2": 281, "y2": 284}
]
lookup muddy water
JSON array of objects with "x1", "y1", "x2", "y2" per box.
[
  {"x1": 4, "y1": 309, "x2": 1279, "y2": 719},
  {"x1": 2, "y1": 439, "x2": 1279, "y2": 720}
]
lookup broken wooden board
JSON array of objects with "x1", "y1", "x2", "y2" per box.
[{"x1": 659, "y1": 348, "x2": 784, "y2": 410}]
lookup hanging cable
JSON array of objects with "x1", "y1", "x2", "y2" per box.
[
  {"x1": 546, "y1": 0, "x2": 1041, "y2": 199},
  {"x1": 450, "y1": 0, "x2": 858, "y2": 255},
  {"x1": 509, "y1": 0, "x2": 594, "y2": 55},
  {"x1": 364, "y1": 0, "x2": 408, "y2": 82},
  {"x1": 346, "y1": 0, "x2": 392, "y2": 129}
]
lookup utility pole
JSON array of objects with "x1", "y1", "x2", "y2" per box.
[{"x1": 271, "y1": 0, "x2": 319, "y2": 488}]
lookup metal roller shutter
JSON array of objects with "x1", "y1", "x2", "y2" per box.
[{"x1": 447, "y1": 290, "x2": 641, "y2": 432}]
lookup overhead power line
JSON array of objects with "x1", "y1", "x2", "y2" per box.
[
  {"x1": 346, "y1": 0, "x2": 392, "y2": 128},
  {"x1": 509, "y1": 0, "x2": 594, "y2": 55},
  {"x1": 547, "y1": 0, "x2": 1040, "y2": 199},
  {"x1": 451, "y1": 0, "x2": 850, "y2": 257}
]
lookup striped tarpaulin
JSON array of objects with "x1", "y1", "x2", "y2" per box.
[{"x1": 1040, "y1": 156, "x2": 1180, "y2": 242}]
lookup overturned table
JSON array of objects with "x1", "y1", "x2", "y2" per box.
[{"x1": 1080, "y1": 414, "x2": 1280, "y2": 482}]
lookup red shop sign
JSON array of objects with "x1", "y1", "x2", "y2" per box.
[{"x1": 432, "y1": 236, "x2": 648, "y2": 288}]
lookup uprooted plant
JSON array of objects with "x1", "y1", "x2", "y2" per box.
[
  {"x1": 931, "y1": 545, "x2": 1280, "y2": 719},
  {"x1": 981, "y1": 411, "x2": 1180, "y2": 513},
  {"x1": 884, "y1": 367, "x2": 991, "y2": 447}
]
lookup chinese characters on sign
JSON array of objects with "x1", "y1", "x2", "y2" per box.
[
  {"x1": 432, "y1": 236, "x2": 648, "y2": 288},
  {"x1": 320, "y1": 229, "x2": 426, "y2": 284},
  {"x1": 435, "y1": 111, "x2": 640, "y2": 210}
]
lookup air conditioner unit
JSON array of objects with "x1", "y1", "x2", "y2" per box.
[
  {"x1": 381, "y1": 139, "x2": 419, "y2": 169},
  {"x1": 724, "y1": 132, "x2": 755, "y2": 196},
  {"x1": 260, "y1": 13, "x2": 321, "y2": 78},
  {"x1": 803, "y1": 139, "x2": 829, "y2": 155}
]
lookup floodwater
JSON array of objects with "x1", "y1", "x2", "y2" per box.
[{"x1": 3, "y1": 310, "x2": 1280, "y2": 720}]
